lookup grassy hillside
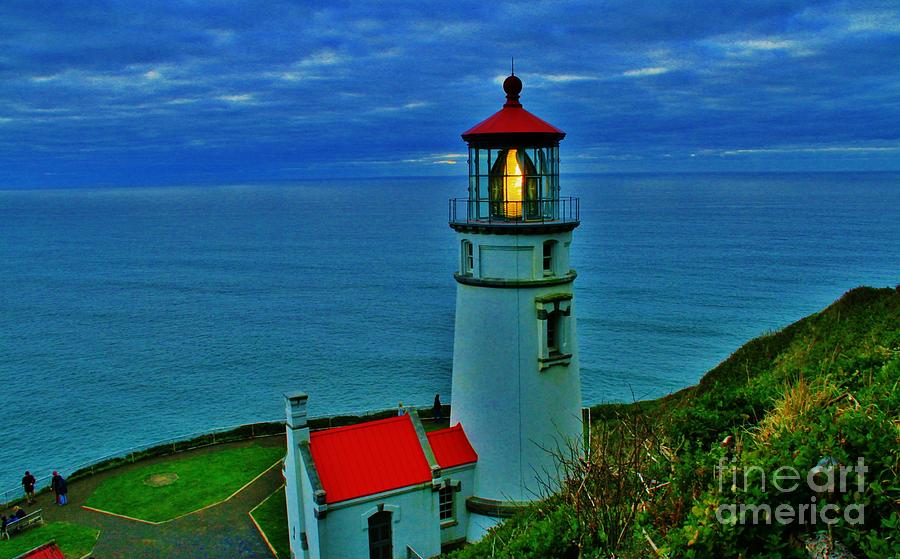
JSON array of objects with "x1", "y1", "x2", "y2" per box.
[{"x1": 448, "y1": 286, "x2": 899, "y2": 558}]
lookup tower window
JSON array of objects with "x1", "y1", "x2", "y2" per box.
[
  {"x1": 542, "y1": 240, "x2": 556, "y2": 275},
  {"x1": 536, "y1": 294, "x2": 573, "y2": 369},
  {"x1": 439, "y1": 485, "x2": 455, "y2": 522},
  {"x1": 546, "y1": 310, "x2": 560, "y2": 354},
  {"x1": 462, "y1": 240, "x2": 474, "y2": 274}
]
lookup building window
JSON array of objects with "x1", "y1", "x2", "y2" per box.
[
  {"x1": 546, "y1": 310, "x2": 560, "y2": 354},
  {"x1": 462, "y1": 240, "x2": 474, "y2": 275},
  {"x1": 439, "y1": 485, "x2": 455, "y2": 522},
  {"x1": 368, "y1": 510, "x2": 393, "y2": 559},
  {"x1": 542, "y1": 240, "x2": 556, "y2": 275}
]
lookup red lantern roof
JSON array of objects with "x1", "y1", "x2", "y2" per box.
[
  {"x1": 462, "y1": 74, "x2": 565, "y2": 147},
  {"x1": 309, "y1": 415, "x2": 478, "y2": 504}
]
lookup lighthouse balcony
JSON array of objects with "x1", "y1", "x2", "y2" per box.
[{"x1": 448, "y1": 197, "x2": 579, "y2": 231}]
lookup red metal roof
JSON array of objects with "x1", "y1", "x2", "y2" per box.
[
  {"x1": 18, "y1": 542, "x2": 65, "y2": 559},
  {"x1": 461, "y1": 74, "x2": 565, "y2": 145},
  {"x1": 310, "y1": 415, "x2": 432, "y2": 504},
  {"x1": 462, "y1": 105, "x2": 565, "y2": 137},
  {"x1": 427, "y1": 424, "x2": 478, "y2": 469}
]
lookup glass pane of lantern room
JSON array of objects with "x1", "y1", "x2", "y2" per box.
[
  {"x1": 535, "y1": 148, "x2": 547, "y2": 199},
  {"x1": 478, "y1": 148, "x2": 489, "y2": 178}
]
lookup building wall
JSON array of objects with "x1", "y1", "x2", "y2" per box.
[
  {"x1": 451, "y1": 229, "x2": 583, "y2": 508},
  {"x1": 284, "y1": 428, "x2": 304, "y2": 559},
  {"x1": 298, "y1": 450, "x2": 322, "y2": 559},
  {"x1": 318, "y1": 485, "x2": 442, "y2": 559},
  {"x1": 439, "y1": 465, "x2": 475, "y2": 546},
  {"x1": 459, "y1": 229, "x2": 572, "y2": 281}
]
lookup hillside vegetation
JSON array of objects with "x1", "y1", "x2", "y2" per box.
[{"x1": 448, "y1": 286, "x2": 899, "y2": 558}]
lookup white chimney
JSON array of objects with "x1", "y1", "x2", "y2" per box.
[{"x1": 284, "y1": 391, "x2": 309, "y2": 434}]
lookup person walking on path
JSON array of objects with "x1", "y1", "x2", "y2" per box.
[
  {"x1": 51, "y1": 471, "x2": 68, "y2": 505},
  {"x1": 433, "y1": 394, "x2": 443, "y2": 421},
  {"x1": 21, "y1": 471, "x2": 36, "y2": 504}
]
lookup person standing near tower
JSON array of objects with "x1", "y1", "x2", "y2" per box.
[
  {"x1": 433, "y1": 394, "x2": 443, "y2": 421},
  {"x1": 51, "y1": 471, "x2": 68, "y2": 505},
  {"x1": 21, "y1": 471, "x2": 36, "y2": 504}
]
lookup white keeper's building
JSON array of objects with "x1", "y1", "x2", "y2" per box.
[{"x1": 283, "y1": 73, "x2": 584, "y2": 559}]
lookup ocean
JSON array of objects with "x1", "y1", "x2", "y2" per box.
[{"x1": 1, "y1": 173, "x2": 897, "y2": 492}]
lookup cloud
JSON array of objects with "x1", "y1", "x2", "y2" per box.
[
  {"x1": 709, "y1": 36, "x2": 816, "y2": 57},
  {"x1": 721, "y1": 145, "x2": 900, "y2": 156},
  {"x1": 732, "y1": 39, "x2": 798, "y2": 51},
  {"x1": 841, "y1": 9, "x2": 900, "y2": 33},
  {"x1": 622, "y1": 67, "x2": 670, "y2": 77},
  {"x1": 402, "y1": 153, "x2": 467, "y2": 165},
  {"x1": 371, "y1": 101, "x2": 430, "y2": 112},
  {"x1": 298, "y1": 49, "x2": 345, "y2": 67},
  {"x1": 217, "y1": 94, "x2": 255, "y2": 103}
]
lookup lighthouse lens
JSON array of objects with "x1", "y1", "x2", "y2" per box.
[
  {"x1": 487, "y1": 148, "x2": 537, "y2": 220},
  {"x1": 503, "y1": 149, "x2": 524, "y2": 218}
]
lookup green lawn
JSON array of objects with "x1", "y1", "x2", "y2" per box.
[
  {"x1": 250, "y1": 488, "x2": 290, "y2": 559},
  {"x1": 85, "y1": 442, "x2": 284, "y2": 523},
  {"x1": 0, "y1": 521, "x2": 99, "y2": 559}
]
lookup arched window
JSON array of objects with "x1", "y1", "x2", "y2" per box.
[
  {"x1": 368, "y1": 510, "x2": 392, "y2": 559},
  {"x1": 461, "y1": 240, "x2": 474, "y2": 275}
]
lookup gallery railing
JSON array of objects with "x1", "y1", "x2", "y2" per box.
[{"x1": 449, "y1": 197, "x2": 579, "y2": 225}]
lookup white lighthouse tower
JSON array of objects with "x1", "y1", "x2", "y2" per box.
[{"x1": 449, "y1": 73, "x2": 583, "y2": 539}]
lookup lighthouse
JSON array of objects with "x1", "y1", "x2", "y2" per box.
[{"x1": 449, "y1": 72, "x2": 583, "y2": 538}]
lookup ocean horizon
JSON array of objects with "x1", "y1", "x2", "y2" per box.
[{"x1": 1, "y1": 171, "x2": 897, "y2": 492}]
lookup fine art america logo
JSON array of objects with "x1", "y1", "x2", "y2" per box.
[{"x1": 714, "y1": 457, "x2": 867, "y2": 526}]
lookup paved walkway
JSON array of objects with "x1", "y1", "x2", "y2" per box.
[{"x1": 4, "y1": 436, "x2": 286, "y2": 559}]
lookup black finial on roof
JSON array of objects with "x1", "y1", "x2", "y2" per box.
[
  {"x1": 511, "y1": 57, "x2": 515, "y2": 76},
  {"x1": 503, "y1": 71, "x2": 523, "y2": 107}
]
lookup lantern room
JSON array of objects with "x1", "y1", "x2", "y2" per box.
[{"x1": 451, "y1": 73, "x2": 578, "y2": 225}]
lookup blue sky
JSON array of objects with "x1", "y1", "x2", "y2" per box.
[{"x1": 2, "y1": 1, "x2": 899, "y2": 186}]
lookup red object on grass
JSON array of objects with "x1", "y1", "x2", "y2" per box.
[
  {"x1": 311, "y1": 415, "x2": 432, "y2": 504},
  {"x1": 427, "y1": 424, "x2": 478, "y2": 469},
  {"x1": 18, "y1": 542, "x2": 65, "y2": 559}
]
